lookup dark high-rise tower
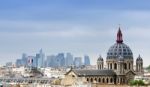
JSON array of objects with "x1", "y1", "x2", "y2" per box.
[{"x1": 84, "y1": 55, "x2": 90, "y2": 65}]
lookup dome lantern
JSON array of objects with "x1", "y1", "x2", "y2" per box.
[{"x1": 116, "y1": 27, "x2": 123, "y2": 43}]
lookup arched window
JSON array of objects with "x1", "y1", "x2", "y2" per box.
[
  {"x1": 106, "y1": 78, "x2": 109, "y2": 83},
  {"x1": 129, "y1": 63, "x2": 130, "y2": 69},
  {"x1": 91, "y1": 78, "x2": 93, "y2": 82},
  {"x1": 102, "y1": 78, "x2": 105, "y2": 83},
  {"x1": 122, "y1": 78, "x2": 124, "y2": 83},
  {"x1": 95, "y1": 78, "x2": 97, "y2": 82},
  {"x1": 114, "y1": 63, "x2": 117, "y2": 69},
  {"x1": 120, "y1": 78, "x2": 122, "y2": 83},
  {"x1": 124, "y1": 63, "x2": 127, "y2": 69},
  {"x1": 98, "y1": 78, "x2": 101, "y2": 82},
  {"x1": 110, "y1": 63, "x2": 112, "y2": 69},
  {"x1": 87, "y1": 78, "x2": 89, "y2": 82},
  {"x1": 110, "y1": 78, "x2": 113, "y2": 83}
]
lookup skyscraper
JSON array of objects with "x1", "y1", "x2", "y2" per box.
[
  {"x1": 84, "y1": 55, "x2": 90, "y2": 65},
  {"x1": 16, "y1": 59, "x2": 22, "y2": 67},
  {"x1": 21, "y1": 53, "x2": 27, "y2": 66},
  {"x1": 35, "y1": 54, "x2": 40, "y2": 67},
  {"x1": 56, "y1": 53, "x2": 65, "y2": 67},
  {"x1": 74, "y1": 57, "x2": 82, "y2": 67},
  {"x1": 65, "y1": 53, "x2": 73, "y2": 67},
  {"x1": 46, "y1": 55, "x2": 56, "y2": 67},
  {"x1": 37, "y1": 49, "x2": 45, "y2": 68}
]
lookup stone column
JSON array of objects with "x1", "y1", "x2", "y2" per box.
[{"x1": 112, "y1": 63, "x2": 114, "y2": 70}]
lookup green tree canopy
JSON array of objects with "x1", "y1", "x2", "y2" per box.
[{"x1": 130, "y1": 80, "x2": 145, "y2": 86}]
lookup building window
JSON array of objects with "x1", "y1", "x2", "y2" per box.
[
  {"x1": 122, "y1": 78, "x2": 124, "y2": 83},
  {"x1": 110, "y1": 63, "x2": 112, "y2": 69},
  {"x1": 123, "y1": 49, "x2": 126, "y2": 51},
  {"x1": 114, "y1": 63, "x2": 117, "y2": 69},
  {"x1": 129, "y1": 63, "x2": 131, "y2": 69},
  {"x1": 124, "y1": 63, "x2": 127, "y2": 69},
  {"x1": 120, "y1": 78, "x2": 122, "y2": 83},
  {"x1": 119, "y1": 49, "x2": 122, "y2": 51},
  {"x1": 124, "y1": 52, "x2": 127, "y2": 55},
  {"x1": 98, "y1": 78, "x2": 101, "y2": 82},
  {"x1": 106, "y1": 78, "x2": 109, "y2": 83},
  {"x1": 87, "y1": 78, "x2": 89, "y2": 82},
  {"x1": 102, "y1": 78, "x2": 105, "y2": 83},
  {"x1": 118, "y1": 78, "x2": 119, "y2": 83},
  {"x1": 91, "y1": 78, "x2": 93, "y2": 82},
  {"x1": 95, "y1": 78, "x2": 97, "y2": 82},
  {"x1": 110, "y1": 78, "x2": 113, "y2": 83}
]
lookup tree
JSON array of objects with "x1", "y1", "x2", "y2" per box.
[
  {"x1": 130, "y1": 80, "x2": 138, "y2": 86},
  {"x1": 138, "y1": 80, "x2": 145, "y2": 86},
  {"x1": 129, "y1": 80, "x2": 145, "y2": 86},
  {"x1": 146, "y1": 65, "x2": 150, "y2": 71}
]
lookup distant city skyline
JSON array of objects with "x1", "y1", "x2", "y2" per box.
[
  {"x1": 0, "y1": 0, "x2": 150, "y2": 66},
  {"x1": 14, "y1": 50, "x2": 91, "y2": 68}
]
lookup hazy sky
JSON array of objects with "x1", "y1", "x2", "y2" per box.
[{"x1": 0, "y1": 0, "x2": 150, "y2": 66}]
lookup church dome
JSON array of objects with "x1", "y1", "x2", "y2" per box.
[
  {"x1": 97, "y1": 55, "x2": 103, "y2": 61},
  {"x1": 136, "y1": 55, "x2": 143, "y2": 61},
  {"x1": 107, "y1": 27, "x2": 133, "y2": 59}
]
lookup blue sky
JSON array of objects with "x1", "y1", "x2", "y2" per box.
[{"x1": 0, "y1": 0, "x2": 150, "y2": 66}]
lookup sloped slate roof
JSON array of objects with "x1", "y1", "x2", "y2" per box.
[{"x1": 73, "y1": 69, "x2": 116, "y2": 76}]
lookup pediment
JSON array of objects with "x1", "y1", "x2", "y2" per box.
[
  {"x1": 65, "y1": 69, "x2": 78, "y2": 77},
  {"x1": 125, "y1": 70, "x2": 136, "y2": 77}
]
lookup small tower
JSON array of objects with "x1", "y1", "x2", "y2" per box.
[
  {"x1": 136, "y1": 55, "x2": 143, "y2": 75},
  {"x1": 97, "y1": 55, "x2": 104, "y2": 70}
]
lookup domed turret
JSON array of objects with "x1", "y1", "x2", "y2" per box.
[
  {"x1": 97, "y1": 55, "x2": 103, "y2": 61},
  {"x1": 136, "y1": 55, "x2": 143, "y2": 75},
  {"x1": 136, "y1": 55, "x2": 143, "y2": 61},
  {"x1": 97, "y1": 55, "x2": 104, "y2": 70}
]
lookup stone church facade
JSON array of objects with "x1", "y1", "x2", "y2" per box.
[{"x1": 62, "y1": 27, "x2": 143, "y2": 86}]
